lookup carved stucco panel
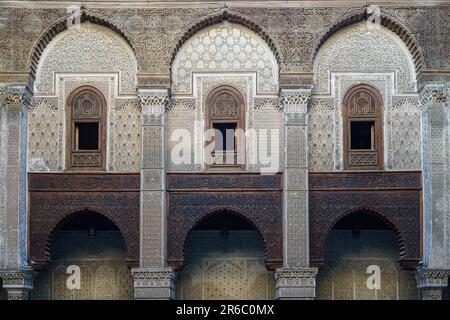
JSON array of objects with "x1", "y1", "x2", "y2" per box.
[
  {"x1": 167, "y1": 98, "x2": 197, "y2": 172},
  {"x1": 285, "y1": 190, "x2": 308, "y2": 268},
  {"x1": 252, "y1": 100, "x2": 283, "y2": 173},
  {"x1": 170, "y1": 73, "x2": 282, "y2": 173},
  {"x1": 35, "y1": 24, "x2": 137, "y2": 95},
  {"x1": 141, "y1": 191, "x2": 163, "y2": 267},
  {"x1": 172, "y1": 22, "x2": 278, "y2": 95},
  {"x1": 420, "y1": 83, "x2": 450, "y2": 269},
  {"x1": 313, "y1": 74, "x2": 399, "y2": 172},
  {"x1": 28, "y1": 75, "x2": 139, "y2": 173},
  {"x1": 388, "y1": 97, "x2": 422, "y2": 170},
  {"x1": 314, "y1": 23, "x2": 416, "y2": 95},
  {"x1": 112, "y1": 99, "x2": 141, "y2": 172},
  {"x1": 308, "y1": 98, "x2": 334, "y2": 172},
  {"x1": 27, "y1": 98, "x2": 60, "y2": 171},
  {"x1": 0, "y1": 7, "x2": 447, "y2": 76},
  {"x1": 447, "y1": 89, "x2": 450, "y2": 268},
  {"x1": 311, "y1": 73, "x2": 420, "y2": 172}
]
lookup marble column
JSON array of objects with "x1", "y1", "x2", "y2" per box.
[
  {"x1": 131, "y1": 88, "x2": 175, "y2": 300},
  {"x1": 275, "y1": 88, "x2": 317, "y2": 300},
  {"x1": 0, "y1": 85, "x2": 33, "y2": 299},
  {"x1": 418, "y1": 81, "x2": 450, "y2": 299}
]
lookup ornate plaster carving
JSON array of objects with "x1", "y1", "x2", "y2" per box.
[
  {"x1": 308, "y1": 98, "x2": 335, "y2": 172},
  {"x1": 35, "y1": 24, "x2": 137, "y2": 95},
  {"x1": 172, "y1": 22, "x2": 279, "y2": 95},
  {"x1": 314, "y1": 23, "x2": 416, "y2": 95}
]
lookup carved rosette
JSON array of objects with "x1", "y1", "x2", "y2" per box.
[
  {"x1": 131, "y1": 268, "x2": 176, "y2": 300},
  {"x1": 275, "y1": 267, "x2": 318, "y2": 300}
]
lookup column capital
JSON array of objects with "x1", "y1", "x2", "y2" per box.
[
  {"x1": 131, "y1": 267, "x2": 176, "y2": 300},
  {"x1": 415, "y1": 267, "x2": 450, "y2": 300},
  {"x1": 419, "y1": 82, "x2": 448, "y2": 107},
  {"x1": 137, "y1": 88, "x2": 170, "y2": 114},
  {"x1": 0, "y1": 269, "x2": 36, "y2": 300},
  {"x1": 279, "y1": 88, "x2": 312, "y2": 114},
  {"x1": 415, "y1": 267, "x2": 450, "y2": 288},
  {"x1": 1, "y1": 85, "x2": 32, "y2": 110},
  {"x1": 274, "y1": 267, "x2": 318, "y2": 300}
]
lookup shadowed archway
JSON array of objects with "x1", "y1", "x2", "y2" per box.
[
  {"x1": 31, "y1": 209, "x2": 133, "y2": 300},
  {"x1": 176, "y1": 209, "x2": 275, "y2": 300},
  {"x1": 316, "y1": 209, "x2": 418, "y2": 300}
]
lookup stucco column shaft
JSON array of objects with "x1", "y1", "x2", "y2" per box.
[
  {"x1": 132, "y1": 88, "x2": 175, "y2": 300},
  {"x1": 418, "y1": 82, "x2": 450, "y2": 299},
  {"x1": 275, "y1": 88, "x2": 317, "y2": 300},
  {"x1": 0, "y1": 85, "x2": 32, "y2": 299}
]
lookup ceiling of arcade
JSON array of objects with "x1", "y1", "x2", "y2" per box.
[{"x1": 0, "y1": 4, "x2": 448, "y2": 86}]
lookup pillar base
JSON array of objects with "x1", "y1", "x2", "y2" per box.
[
  {"x1": 275, "y1": 267, "x2": 318, "y2": 300},
  {"x1": 415, "y1": 267, "x2": 450, "y2": 300},
  {"x1": 131, "y1": 267, "x2": 175, "y2": 300},
  {"x1": 0, "y1": 269, "x2": 35, "y2": 300}
]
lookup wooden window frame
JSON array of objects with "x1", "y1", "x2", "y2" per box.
[
  {"x1": 343, "y1": 84, "x2": 384, "y2": 171},
  {"x1": 66, "y1": 85, "x2": 107, "y2": 171},
  {"x1": 205, "y1": 85, "x2": 246, "y2": 171}
]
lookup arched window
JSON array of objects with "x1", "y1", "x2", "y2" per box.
[
  {"x1": 205, "y1": 86, "x2": 245, "y2": 170},
  {"x1": 343, "y1": 84, "x2": 383, "y2": 170},
  {"x1": 66, "y1": 86, "x2": 106, "y2": 170}
]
